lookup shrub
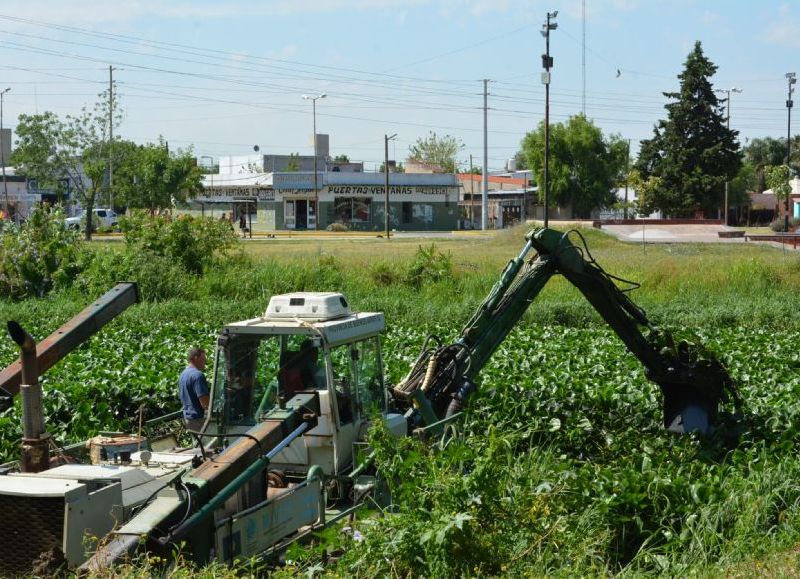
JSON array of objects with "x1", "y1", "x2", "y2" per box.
[
  {"x1": 78, "y1": 248, "x2": 190, "y2": 301},
  {"x1": 120, "y1": 211, "x2": 238, "y2": 274},
  {"x1": 768, "y1": 217, "x2": 800, "y2": 232},
  {"x1": 327, "y1": 222, "x2": 350, "y2": 232},
  {"x1": 405, "y1": 244, "x2": 454, "y2": 288},
  {"x1": 0, "y1": 205, "x2": 84, "y2": 299},
  {"x1": 370, "y1": 261, "x2": 401, "y2": 286}
]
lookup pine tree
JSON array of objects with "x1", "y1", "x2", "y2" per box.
[{"x1": 636, "y1": 41, "x2": 741, "y2": 217}]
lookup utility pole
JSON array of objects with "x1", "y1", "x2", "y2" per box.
[
  {"x1": 624, "y1": 138, "x2": 630, "y2": 219},
  {"x1": 786, "y1": 73, "x2": 796, "y2": 233},
  {"x1": 482, "y1": 79, "x2": 489, "y2": 230},
  {"x1": 108, "y1": 65, "x2": 114, "y2": 210},
  {"x1": 1, "y1": 87, "x2": 10, "y2": 222},
  {"x1": 302, "y1": 93, "x2": 326, "y2": 230},
  {"x1": 469, "y1": 153, "x2": 474, "y2": 227},
  {"x1": 384, "y1": 133, "x2": 397, "y2": 240},
  {"x1": 541, "y1": 10, "x2": 558, "y2": 227},
  {"x1": 715, "y1": 87, "x2": 742, "y2": 226}
]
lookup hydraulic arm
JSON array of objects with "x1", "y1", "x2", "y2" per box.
[{"x1": 394, "y1": 227, "x2": 740, "y2": 434}]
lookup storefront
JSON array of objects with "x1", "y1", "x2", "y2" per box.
[{"x1": 191, "y1": 171, "x2": 460, "y2": 232}]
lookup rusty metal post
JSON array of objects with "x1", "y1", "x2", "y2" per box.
[
  {"x1": 8, "y1": 321, "x2": 50, "y2": 472},
  {"x1": 0, "y1": 282, "x2": 138, "y2": 400}
]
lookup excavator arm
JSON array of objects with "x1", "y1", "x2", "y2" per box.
[{"x1": 393, "y1": 227, "x2": 740, "y2": 434}]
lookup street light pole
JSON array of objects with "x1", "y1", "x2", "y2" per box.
[
  {"x1": 541, "y1": 11, "x2": 558, "y2": 228},
  {"x1": 384, "y1": 133, "x2": 397, "y2": 240},
  {"x1": 302, "y1": 93, "x2": 326, "y2": 230},
  {"x1": 715, "y1": 87, "x2": 742, "y2": 226},
  {"x1": 786, "y1": 73, "x2": 796, "y2": 232},
  {"x1": 0, "y1": 88, "x2": 10, "y2": 222}
]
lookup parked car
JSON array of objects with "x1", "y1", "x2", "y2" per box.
[{"x1": 65, "y1": 208, "x2": 119, "y2": 231}]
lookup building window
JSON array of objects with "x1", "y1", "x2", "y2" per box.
[
  {"x1": 334, "y1": 197, "x2": 371, "y2": 223},
  {"x1": 401, "y1": 202, "x2": 412, "y2": 224},
  {"x1": 413, "y1": 204, "x2": 433, "y2": 224}
]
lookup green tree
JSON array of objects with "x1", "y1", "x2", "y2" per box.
[
  {"x1": 729, "y1": 161, "x2": 757, "y2": 207},
  {"x1": 285, "y1": 153, "x2": 301, "y2": 172},
  {"x1": 636, "y1": 42, "x2": 741, "y2": 217},
  {"x1": 333, "y1": 154, "x2": 350, "y2": 163},
  {"x1": 744, "y1": 137, "x2": 790, "y2": 192},
  {"x1": 114, "y1": 140, "x2": 203, "y2": 213},
  {"x1": 408, "y1": 132, "x2": 463, "y2": 173},
  {"x1": 11, "y1": 84, "x2": 123, "y2": 240},
  {"x1": 519, "y1": 114, "x2": 626, "y2": 218},
  {"x1": 765, "y1": 164, "x2": 792, "y2": 230}
]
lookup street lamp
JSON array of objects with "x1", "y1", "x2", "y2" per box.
[
  {"x1": 384, "y1": 133, "x2": 397, "y2": 239},
  {"x1": 714, "y1": 87, "x2": 742, "y2": 226},
  {"x1": 302, "y1": 93, "x2": 326, "y2": 230},
  {"x1": 0, "y1": 87, "x2": 10, "y2": 222},
  {"x1": 541, "y1": 11, "x2": 557, "y2": 227},
  {"x1": 786, "y1": 73, "x2": 796, "y2": 232}
]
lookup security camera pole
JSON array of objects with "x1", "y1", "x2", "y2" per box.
[
  {"x1": 786, "y1": 73, "x2": 796, "y2": 233},
  {"x1": 541, "y1": 11, "x2": 558, "y2": 227}
]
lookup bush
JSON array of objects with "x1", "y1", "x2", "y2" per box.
[
  {"x1": 326, "y1": 222, "x2": 350, "y2": 232},
  {"x1": 120, "y1": 211, "x2": 238, "y2": 274},
  {"x1": 78, "y1": 248, "x2": 190, "y2": 301},
  {"x1": 405, "y1": 244, "x2": 454, "y2": 288},
  {"x1": 768, "y1": 217, "x2": 800, "y2": 232},
  {"x1": 0, "y1": 205, "x2": 84, "y2": 299}
]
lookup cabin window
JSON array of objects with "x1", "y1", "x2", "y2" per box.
[{"x1": 354, "y1": 337, "x2": 384, "y2": 416}]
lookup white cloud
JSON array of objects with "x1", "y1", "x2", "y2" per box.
[{"x1": 763, "y1": 4, "x2": 800, "y2": 48}]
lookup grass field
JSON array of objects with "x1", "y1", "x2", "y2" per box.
[{"x1": 2, "y1": 224, "x2": 800, "y2": 576}]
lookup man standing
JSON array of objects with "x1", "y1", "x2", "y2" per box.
[{"x1": 179, "y1": 347, "x2": 210, "y2": 434}]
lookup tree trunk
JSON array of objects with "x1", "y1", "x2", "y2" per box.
[{"x1": 84, "y1": 193, "x2": 95, "y2": 241}]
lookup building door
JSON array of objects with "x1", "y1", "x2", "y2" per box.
[
  {"x1": 295, "y1": 200, "x2": 308, "y2": 229},
  {"x1": 285, "y1": 200, "x2": 296, "y2": 229}
]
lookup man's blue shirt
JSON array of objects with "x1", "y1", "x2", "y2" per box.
[{"x1": 179, "y1": 366, "x2": 209, "y2": 420}]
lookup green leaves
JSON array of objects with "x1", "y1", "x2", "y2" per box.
[{"x1": 0, "y1": 205, "x2": 84, "y2": 299}]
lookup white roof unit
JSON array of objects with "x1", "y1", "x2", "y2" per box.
[{"x1": 265, "y1": 292, "x2": 351, "y2": 321}]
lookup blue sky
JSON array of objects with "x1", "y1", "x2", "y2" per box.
[{"x1": 0, "y1": 1, "x2": 798, "y2": 172}]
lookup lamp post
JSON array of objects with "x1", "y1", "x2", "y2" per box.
[
  {"x1": 0, "y1": 87, "x2": 10, "y2": 222},
  {"x1": 714, "y1": 87, "x2": 742, "y2": 226},
  {"x1": 786, "y1": 73, "x2": 796, "y2": 232},
  {"x1": 541, "y1": 11, "x2": 558, "y2": 227},
  {"x1": 302, "y1": 93, "x2": 326, "y2": 230},
  {"x1": 384, "y1": 133, "x2": 397, "y2": 240}
]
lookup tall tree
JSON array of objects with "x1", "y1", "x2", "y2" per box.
[
  {"x1": 114, "y1": 139, "x2": 203, "y2": 213},
  {"x1": 765, "y1": 164, "x2": 793, "y2": 230},
  {"x1": 11, "y1": 84, "x2": 122, "y2": 240},
  {"x1": 744, "y1": 137, "x2": 791, "y2": 192},
  {"x1": 408, "y1": 132, "x2": 463, "y2": 173},
  {"x1": 636, "y1": 41, "x2": 741, "y2": 217},
  {"x1": 519, "y1": 114, "x2": 627, "y2": 218}
]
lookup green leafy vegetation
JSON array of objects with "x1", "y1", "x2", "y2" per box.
[
  {"x1": 636, "y1": 41, "x2": 741, "y2": 217},
  {"x1": 2, "y1": 227, "x2": 800, "y2": 574},
  {"x1": 519, "y1": 114, "x2": 627, "y2": 218},
  {"x1": 0, "y1": 205, "x2": 83, "y2": 299}
]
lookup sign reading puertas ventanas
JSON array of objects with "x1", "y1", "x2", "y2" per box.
[{"x1": 327, "y1": 185, "x2": 450, "y2": 196}]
